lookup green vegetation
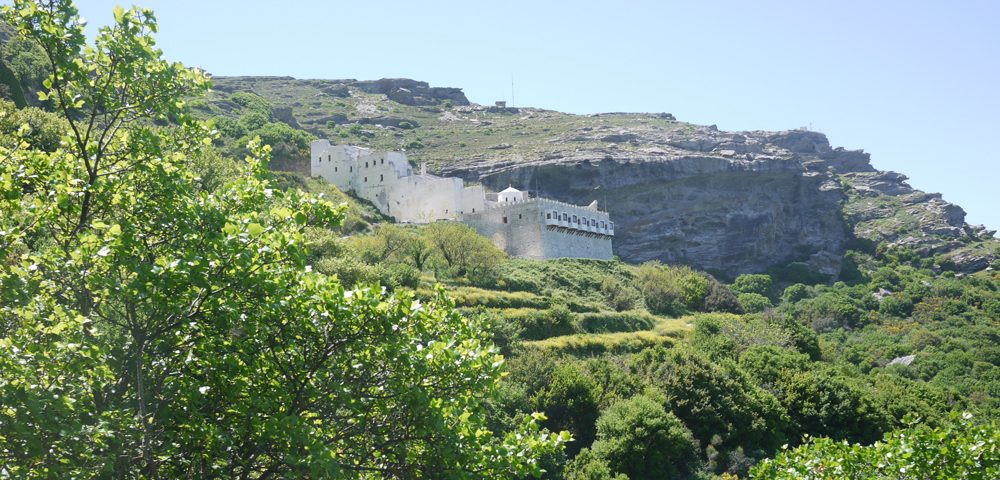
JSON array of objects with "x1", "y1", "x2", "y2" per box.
[
  {"x1": 0, "y1": 2, "x2": 565, "y2": 477},
  {"x1": 0, "y1": 1, "x2": 997, "y2": 478}
]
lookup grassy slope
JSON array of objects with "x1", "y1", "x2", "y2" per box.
[{"x1": 196, "y1": 77, "x2": 691, "y2": 171}]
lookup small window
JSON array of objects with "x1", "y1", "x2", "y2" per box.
[
  {"x1": 334, "y1": 166, "x2": 338, "y2": 172},
  {"x1": 502, "y1": 216, "x2": 508, "y2": 224},
  {"x1": 573, "y1": 215, "x2": 579, "y2": 223},
  {"x1": 365, "y1": 161, "x2": 369, "y2": 168},
  {"x1": 381, "y1": 158, "x2": 384, "y2": 165},
  {"x1": 472, "y1": 208, "x2": 476, "y2": 213},
  {"x1": 327, "y1": 155, "x2": 331, "y2": 161},
  {"x1": 364, "y1": 176, "x2": 368, "y2": 182},
  {"x1": 350, "y1": 166, "x2": 353, "y2": 172},
  {"x1": 380, "y1": 174, "x2": 384, "y2": 181},
  {"x1": 518, "y1": 214, "x2": 522, "y2": 219},
  {"x1": 546, "y1": 213, "x2": 551, "y2": 219}
]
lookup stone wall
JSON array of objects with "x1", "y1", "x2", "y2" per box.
[
  {"x1": 462, "y1": 199, "x2": 613, "y2": 260},
  {"x1": 310, "y1": 140, "x2": 482, "y2": 222}
]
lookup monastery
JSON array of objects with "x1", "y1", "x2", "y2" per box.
[{"x1": 310, "y1": 140, "x2": 615, "y2": 260}]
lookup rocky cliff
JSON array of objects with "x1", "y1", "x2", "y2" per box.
[{"x1": 202, "y1": 77, "x2": 998, "y2": 276}]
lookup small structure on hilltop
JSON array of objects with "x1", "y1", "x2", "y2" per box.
[{"x1": 310, "y1": 140, "x2": 614, "y2": 260}]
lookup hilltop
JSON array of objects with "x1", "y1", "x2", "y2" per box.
[{"x1": 191, "y1": 76, "x2": 998, "y2": 277}]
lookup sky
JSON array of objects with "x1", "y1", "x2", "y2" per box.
[{"x1": 71, "y1": 0, "x2": 999, "y2": 232}]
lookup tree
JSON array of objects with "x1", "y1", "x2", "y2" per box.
[
  {"x1": 732, "y1": 274, "x2": 773, "y2": 297},
  {"x1": 425, "y1": 221, "x2": 505, "y2": 285},
  {"x1": 635, "y1": 261, "x2": 709, "y2": 315},
  {"x1": 0, "y1": 1, "x2": 565, "y2": 477},
  {"x1": 751, "y1": 413, "x2": 1000, "y2": 479},
  {"x1": 588, "y1": 392, "x2": 699, "y2": 480}
]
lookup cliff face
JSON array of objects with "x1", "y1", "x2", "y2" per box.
[
  {"x1": 202, "y1": 77, "x2": 998, "y2": 276},
  {"x1": 440, "y1": 128, "x2": 850, "y2": 276},
  {"x1": 441, "y1": 126, "x2": 995, "y2": 275}
]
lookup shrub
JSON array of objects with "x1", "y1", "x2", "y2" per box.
[
  {"x1": 878, "y1": 293, "x2": 914, "y2": 318},
  {"x1": 704, "y1": 277, "x2": 743, "y2": 313},
  {"x1": 732, "y1": 274, "x2": 773, "y2": 296},
  {"x1": 578, "y1": 311, "x2": 657, "y2": 334},
  {"x1": 636, "y1": 262, "x2": 709, "y2": 315},
  {"x1": 781, "y1": 283, "x2": 811, "y2": 304},
  {"x1": 589, "y1": 393, "x2": 699, "y2": 480},
  {"x1": 520, "y1": 304, "x2": 579, "y2": 340},
  {"x1": 738, "y1": 293, "x2": 772, "y2": 313},
  {"x1": 751, "y1": 414, "x2": 1000, "y2": 480}
]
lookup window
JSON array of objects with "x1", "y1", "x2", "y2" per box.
[
  {"x1": 380, "y1": 174, "x2": 384, "y2": 181},
  {"x1": 381, "y1": 158, "x2": 384, "y2": 165},
  {"x1": 350, "y1": 166, "x2": 353, "y2": 172},
  {"x1": 364, "y1": 177, "x2": 368, "y2": 182},
  {"x1": 327, "y1": 155, "x2": 331, "y2": 161},
  {"x1": 502, "y1": 216, "x2": 508, "y2": 224},
  {"x1": 472, "y1": 208, "x2": 476, "y2": 213},
  {"x1": 334, "y1": 167, "x2": 338, "y2": 172},
  {"x1": 365, "y1": 161, "x2": 369, "y2": 168},
  {"x1": 573, "y1": 215, "x2": 579, "y2": 223},
  {"x1": 518, "y1": 214, "x2": 522, "y2": 219},
  {"x1": 546, "y1": 213, "x2": 551, "y2": 219}
]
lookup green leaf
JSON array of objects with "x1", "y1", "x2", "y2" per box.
[{"x1": 247, "y1": 222, "x2": 265, "y2": 236}]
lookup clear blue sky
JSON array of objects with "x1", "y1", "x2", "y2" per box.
[{"x1": 72, "y1": 0, "x2": 999, "y2": 232}]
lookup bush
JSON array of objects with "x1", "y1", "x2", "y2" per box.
[
  {"x1": 752, "y1": 414, "x2": 1000, "y2": 479},
  {"x1": 732, "y1": 274, "x2": 773, "y2": 296},
  {"x1": 781, "y1": 283, "x2": 811, "y2": 304},
  {"x1": 878, "y1": 293, "x2": 914, "y2": 318},
  {"x1": 600, "y1": 276, "x2": 644, "y2": 312},
  {"x1": 577, "y1": 311, "x2": 657, "y2": 334},
  {"x1": 704, "y1": 277, "x2": 743, "y2": 313},
  {"x1": 520, "y1": 304, "x2": 579, "y2": 340},
  {"x1": 589, "y1": 393, "x2": 699, "y2": 480},
  {"x1": 636, "y1": 262, "x2": 709, "y2": 315},
  {"x1": 738, "y1": 293, "x2": 772, "y2": 313}
]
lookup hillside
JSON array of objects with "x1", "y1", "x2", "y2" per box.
[
  {"x1": 194, "y1": 76, "x2": 999, "y2": 278},
  {"x1": 2, "y1": 3, "x2": 999, "y2": 478}
]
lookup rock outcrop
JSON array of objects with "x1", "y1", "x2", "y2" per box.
[{"x1": 441, "y1": 126, "x2": 995, "y2": 275}]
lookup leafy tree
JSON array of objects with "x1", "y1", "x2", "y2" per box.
[
  {"x1": 0, "y1": 1, "x2": 565, "y2": 477},
  {"x1": 632, "y1": 346, "x2": 790, "y2": 455},
  {"x1": 0, "y1": 98, "x2": 66, "y2": 151},
  {"x1": 635, "y1": 261, "x2": 709, "y2": 315},
  {"x1": 751, "y1": 413, "x2": 1000, "y2": 479},
  {"x1": 737, "y1": 292, "x2": 772, "y2": 313},
  {"x1": 531, "y1": 362, "x2": 602, "y2": 454},
  {"x1": 426, "y1": 221, "x2": 506, "y2": 285},
  {"x1": 588, "y1": 392, "x2": 699, "y2": 480},
  {"x1": 774, "y1": 366, "x2": 892, "y2": 443},
  {"x1": 732, "y1": 273, "x2": 773, "y2": 297},
  {"x1": 781, "y1": 283, "x2": 811, "y2": 304}
]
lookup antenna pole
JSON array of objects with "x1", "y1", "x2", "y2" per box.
[{"x1": 511, "y1": 74, "x2": 515, "y2": 107}]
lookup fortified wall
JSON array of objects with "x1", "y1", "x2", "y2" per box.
[
  {"x1": 461, "y1": 195, "x2": 615, "y2": 260},
  {"x1": 311, "y1": 140, "x2": 484, "y2": 222},
  {"x1": 310, "y1": 140, "x2": 614, "y2": 260}
]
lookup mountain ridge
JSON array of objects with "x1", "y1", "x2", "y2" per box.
[{"x1": 196, "y1": 76, "x2": 998, "y2": 276}]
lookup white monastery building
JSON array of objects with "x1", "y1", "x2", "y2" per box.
[{"x1": 310, "y1": 140, "x2": 614, "y2": 260}]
